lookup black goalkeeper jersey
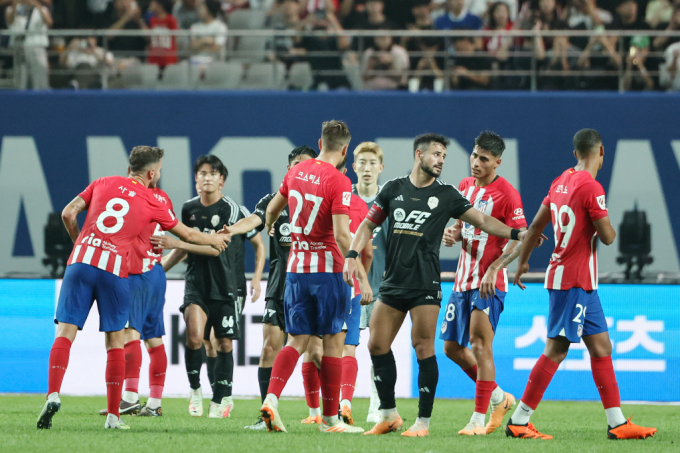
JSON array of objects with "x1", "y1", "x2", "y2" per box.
[
  {"x1": 367, "y1": 175, "x2": 472, "y2": 296},
  {"x1": 181, "y1": 195, "x2": 244, "y2": 302},
  {"x1": 253, "y1": 193, "x2": 291, "y2": 301}
]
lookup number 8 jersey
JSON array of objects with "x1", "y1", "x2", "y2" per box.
[
  {"x1": 279, "y1": 159, "x2": 352, "y2": 274},
  {"x1": 542, "y1": 169, "x2": 609, "y2": 291},
  {"x1": 67, "y1": 176, "x2": 179, "y2": 278}
]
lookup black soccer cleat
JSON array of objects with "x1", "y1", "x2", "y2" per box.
[
  {"x1": 37, "y1": 401, "x2": 61, "y2": 429},
  {"x1": 136, "y1": 404, "x2": 162, "y2": 417}
]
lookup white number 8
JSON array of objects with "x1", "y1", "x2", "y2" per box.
[
  {"x1": 96, "y1": 198, "x2": 130, "y2": 234},
  {"x1": 445, "y1": 303, "x2": 456, "y2": 322}
]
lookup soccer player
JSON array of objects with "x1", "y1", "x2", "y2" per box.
[
  {"x1": 259, "y1": 120, "x2": 367, "y2": 434},
  {"x1": 439, "y1": 131, "x2": 533, "y2": 435},
  {"x1": 223, "y1": 146, "x2": 318, "y2": 430},
  {"x1": 344, "y1": 133, "x2": 528, "y2": 437},
  {"x1": 507, "y1": 129, "x2": 657, "y2": 440},
  {"x1": 38, "y1": 146, "x2": 228, "y2": 430},
  {"x1": 351, "y1": 141, "x2": 388, "y2": 423},
  {"x1": 161, "y1": 155, "x2": 244, "y2": 419}
]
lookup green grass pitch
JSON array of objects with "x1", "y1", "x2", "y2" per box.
[{"x1": 2, "y1": 395, "x2": 677, "y2": 453}]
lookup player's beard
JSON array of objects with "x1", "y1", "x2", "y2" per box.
[
  {"x1": 420, "y1": 161, "x2": 442, "y2": 178},
  {"x1": 336, "y1": 154, "x2": 348, "y2": 171}
]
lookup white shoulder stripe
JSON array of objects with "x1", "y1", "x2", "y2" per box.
[{"x1": 221, "y1": 196, "x2": 240, "y2": 224}]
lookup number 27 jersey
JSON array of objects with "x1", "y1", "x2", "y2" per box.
[
  {"x1": 542, "y1": 169, "x2": 608, "y2": 291},
  {"x1": 279, "y1": 159, "x2": 352, "y2": 274}
]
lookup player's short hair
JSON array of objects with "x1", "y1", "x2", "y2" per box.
[
  {"x1": 353, "y1": 142, "x2": 384, "y2": 164},
  {"x1": 413, "y1": 133, "x2": 449, "y2": 157},
  {"x1": 155, "y1": 0, "x2": 174, "y2": 14},
  {"x1": 573, "y1": 128, "x2": 602, "y2": 156},
  {"x1": 321, "y1": 120, "x2": 352, "y2": 152},
  {"x1": 288, "y1": 145, "x2": 318, "y2": 165},
  {"x1": 129, "y1": 146, "x2": 164, "y2": 172},
  {"x1": 193, "y1": 155, "x2": 228, "y2": 180},
  {"x1": 204, "y1": 0, "x2": 222, "y2": 18},
  {"x1": 474, "y1": 130, "x2": 505, "y2": 158}
]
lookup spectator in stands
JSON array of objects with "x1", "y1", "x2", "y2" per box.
[
  {"x1": 659, "y1": 40, "x2": 680, "y2": 89},
  {"x1": 267, "y1": 0, "x2": 307, "y2": 67},
  {"x1": 468, "y1": 0, "x2": 518, "y2": 21},
  {"x1": 173, "y1": 0, "x2": 201, "y2": 29},
  {"x1": 623, "y1": 35, "x2": 654, "y2": 90},
  {"x1": 448, "y1": 34, "x2": 491, "y2": 88},
  {"x1": 527, "y1": 0, "x2": 570, "y2": 74},
  {"x1": 484, "y1": 2, "x2": 514, "y2": 61},
  {"x1": 435, "y1": 0, "x2": 483, "y2": 29},
  {"x1": 383, "y1": 0, "x2": 416, "y2": 28},
  {"x1": 89, "y1": 0, "x2": 114, "y2": 28},
  {"x1": 147, "y1": 0, "x2": 178, "y2": 68},
  {"x1": 565, "y1": 0, "x2": 612, "y2": 51},
  {"x1": 404, "y1": 0, "x2": 445, "y2": 90},
  {"x1": 361, "y1": 28, "x2": 409, "y2": 89},
  {"x1": 339, "y1": 0, "x2": 367, "y2": 29},
  {"x1": 652, "y1": 2, "x2": 680, "y2": 52},
  {"x1": 5, "y1": 0, "x2": 52, "y2": 89},
  {"x1": 59, "y1": 35, "x2": 114, "y2": 88},
  {"x1": 190, "y1": 0, "x2": 228, "y2": 67},
  {"x1": 646, "y1": 0, "x2": 674, "y2": 28},
  {"x1": 351, "y1": 0, "x2": 398, "y2": 50},
  {"x1": 105, "y1": 0, "x2": 147, "y2": 59}
]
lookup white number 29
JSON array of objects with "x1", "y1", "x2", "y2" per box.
[{"x1": 550, "y1": 203, "x2": 575, "y2": 249}]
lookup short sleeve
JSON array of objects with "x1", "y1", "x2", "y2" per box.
[
  {"x1": 152, "y1": 200, "x2": 179, "y2": 231},
  {"x1": 279, "y1": 171, "x2": 290, "y2": 198},
  {"x1": 583, "y1": 180, "x2": 609, "y2": 221},
  {"x1": 181, "y1": 201, "x2": 191, "y2": 224},
  {"x1": 366, "y1": 180, "x2": 392, "y2": 226},
  {"x1": 240, "y1": 206, "x2": 259, "y2": 239},
  {"x1": 541, "y1": 191, "x2": 551, "y2": 207},
  {"x1": 330, "y1": 173, "x2": 352, "y2": 216},
  {"x1": 78, "y1": 179, "x2": 98, "y2": 205},
  {"x1": 448, "y1": 187, "x2": 473, "y2": 219},
  {"x1": 504, "y1": 189, "x2": 527, "y2": 229},
  {"x1": 253, "y1": 193, "x2": 274, "y2": 232}
]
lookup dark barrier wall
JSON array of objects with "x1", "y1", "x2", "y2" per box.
[{"x1": 1, "y1": 91, "x2": 679, "y2": 276}]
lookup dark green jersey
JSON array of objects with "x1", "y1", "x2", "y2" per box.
[
  {"x1": 253, "y1": 193, "x2": 291, "y2": 301},
  {"x1": 234, "y1": 205, "x2": 260, "y2": 298}
]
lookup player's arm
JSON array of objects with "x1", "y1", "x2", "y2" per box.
[
  {"x1": 479, "y1": 238, "x2": 522, "y2": 299},
  {"x1": 161, "y1": 248, "x2": 188, "y2": 272},
  {"x1": 343, "y1": 217, "x2": 378, "y2": 286},
  {"x1": 168, "y1": 221, "x2": 230, "y2": 252},
  {"x1": 458, "y1": 208, "x2": 520, "y2": 241},
  {"x1": 358, "y1": 237, "x2": 374, "y2": 305},
  {"x1": 442, "y1": 220, "x2": 463, "y2": 247},
  {"x1": 249, "y1": 232, "x2": 266, "y2": 302},
  {"x1": 61, "y1": 195, "x2": 88, "y2": 242},
  {"x1": 593, "y1": 216, "x2": 616, "y2": 245},
  {"x1": 227, "y1": 214, "x2": 263, "y2": 236},
  {"x1": 151, "y1": 234, "x2": 220, "y2": 256},
  {"x1": 265, "y1": 192, "x2": 287, "y2": 233},
  {"x1": 513, "y1": 204, "x2": 553, "y2": 290}
]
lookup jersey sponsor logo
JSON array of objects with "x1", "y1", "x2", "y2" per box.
[
  {"x1": 211, "y1": 215, "x2": 220, "y2": 227},
  {"x1": 279, "y1": 223, "x2": 291, "y2": 236},
  {"x1": 428, "y1": 196, "x2": 439, "y2": 210},
  {"x1": 394, "y1": 195, "x2": 404, "y2": 202},
  {"x1": 597, "y1": 195, "x2": 606, "y2": 210},
  {"x1": 342, "y1": 192, "x2": 351, "y2": 206},
  {"x1": 393, "y1": 210, "x2": 431, "y2": 235},
  {"x1": 514, "y1": 208, "x2": 524, "y2": 216},
  {"x1": 394, "y1": 208, "x2": 406, "y2": 221}
]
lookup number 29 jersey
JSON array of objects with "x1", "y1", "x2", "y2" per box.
[
  {"x1": 279, "y1": 158, "x2": 352, "y2": 274},
  {"x1": 541, "y1": 169, "x2": 609, "y2": 291}
]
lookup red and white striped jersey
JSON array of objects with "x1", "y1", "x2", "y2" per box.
[
  {"x1": 454, "y1": 176, "x2": 526, "y2": 293},
  {"x1": 67, "y1": 176, "x2": 178, "y2": 278},
  {"x1": 542, "y1": 169, "x2": 608, "y2": 291},
  {"x1": 349, "y1": 193, "x2": 369, "y2": 297},
  {"x1": 279, "y1": 159, "x2": 352, "y2": 274},
  {"x1": 127, "y1": 187, "x2": 174, "y2": 275}
]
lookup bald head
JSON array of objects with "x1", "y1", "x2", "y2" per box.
[{"x1": 573, "y1": 128, "x2": 602, "y2": 157}]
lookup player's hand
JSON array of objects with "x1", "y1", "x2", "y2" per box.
[
  {"x1": 250, "y1": 280, "x2": 261, "y2": 302},
  {"x1": 150, "y1": 234, "x2": 181, "y2": 250},
  {"x1": 211, "y1": 233, "x2": 230, "y2": 252},
  {"x1": 480, "y1": 268, "x2": 498, "y2": 299},
  {"x1": 343, "y1": 258, "x2": 358, "y2": 287},
  {"x1": 513, "y1": 262, "x2": 529, "y2": 290},
  {"x1": 442, "y1": 225, "x2": 461, "y2": 247},
  {"x1": 535, "y1": 234, "x2": 547, "y2": 248},
  {"x1": 269, "y1": 226, "x2": 275, "y2": 237},
  {"x1": 359, "y1": 279, "x2": 373, "y2": 305}
]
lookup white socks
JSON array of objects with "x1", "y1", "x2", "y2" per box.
[
  {"x1": 490, "y1": 386, "x2": 505, "y2": 405},
  {"x1": 471, "y1": 412, "x2": 486, "y2": 426},
  {"x1": 605, "y1": 407, "x2": 626, "y2": 427},
  {"x1": 381, "y1": 408, "x2": 398, "y2": 420},
  {"x1": 340, "y1": 399, "x2": 351, "y2": 409},
  {"x1": 322, "y1": 415, "x2": 339, "y2": 425},
  {"x1": 415, "y1": 417, "x2": 430, "y2": 429},
  {"x1": 368, "y1": 366, "x2": 380, "y2": 413},
  {"x1": 309, "y1": 406, "x2": 321, "y2": 417},
  {"x1": 264, "y1": 393, "x2": 279, "y2": 409},
  {"x1": 122, "y1": 391, "x2": 138, "y2": 404},
  {"x1": 47, "y1": 392, "x2": 60, "y2": 403},
  {"x1": 147, "y1": 397, "x2": 161, "y2": 409},
  {"x1": 510, "y1": 401, "x2": 534, "y2": 425}
]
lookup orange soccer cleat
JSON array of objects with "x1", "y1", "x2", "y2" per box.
[
  {"x1": 402, "y1": 420, "x2": 429, "y2": 437},
  {"x1": 341, "y1": 405, "x2": 354, "y2": 425},
  {"x1": 486, "y1": 392, "x2": 516, "y2": 434},
  {"x1": 363, "y1": 415, "x2": 404, "y2": 435},
  {"x1": 458, "y1": 421, "x2": 486, "y2": 436},
  {"x1": 607, "y1": 417, "x2": 657, "y2": 440},
  {"x1": 505, "y1": 422, "x2": 553, "y2": 440},
  {"x1": 301, "y1": 415, "x2": 323, "y2": 424}
]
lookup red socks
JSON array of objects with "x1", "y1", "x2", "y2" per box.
[
  {"x1": 267, "y1": 346, "x2": 300, "y2": 398},
  {"x1": 340, "y1": 356, "x2": 358, "y2": 402},
  {"x1": 124, "y1": 340, "x2": 142, "y2": 393},
  {"x1": 302, "y1": 361, "x2": 320, "y2": 409},
  {"x1": 148, "y1": 344, "x2": 167, "y2": 399},
  {"x1": 47, "y1": 337, "x2": 72, "y2": 395},
  {"x1": 463, "y1": 364, "x2": 478, "y2": 383},
  {"x1": 106, "y1": 348, "x2": 126, "y2": 417},
  {"x1": 521, "y1": 354, "x2": 559, "y2": 410},
  {"x1": 474, "y1": 380, "x2": 498, "y2": 414},
  {"x1": 319, "y1": 356, "x2": 342, "y2": 417},
  {"x1": 591, "y1": 356, "x2": 621, "y2": 409}
]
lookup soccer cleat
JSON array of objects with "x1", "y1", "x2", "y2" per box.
[
  {"x1": 607, "y1": 417, "x2": 657, "y2": 440},
  {"x1": 208, "y1": 397, "x2": 234, "y2": 418},
  {"x1": 301, "y1": 415, "x2": 322, "y2": 424},
  {"x1": 261, "y1": 401, "x2": 287, "y2": 433},
  {"x1": 136, "y1": 404, "x2": 162, "y2": 417},
  {"x1": 104, "y1": 413, "x2": 131, "y2": 430},
  {"x1": 341, "y1": 404, "x2": 354, "y2": 425},
  {"x1": 36, "y1": 398, "x2": 61, "y2": 429},
  {"x1": 459, "y1": 420, "x2": 487, "y2": 436},
  {"x1": 98, "y1": 399, "x2": 142, "y2": 416},
  {"x1": 244, "y1": 417, "x2": 267, "y2": 430},
  {"x1": 366, "y1": 410, "x2": 381, "y2": 424},
  {"x1": 188, "y1": 388, "x2": 203, "y2": 417},
  {"x1": 363, "y1": 415, "x2": 404, "y2": 435},
  {"x1": 505, "y1": 422, "x2": 553, "y2": 439},
  {"x1": 402, "y1": 420, "x2": 429, "y2": 437},
  {"x1": 486, "y1": 392, "x2": 516, "y2": 434},
  {"x1": 319, "y1": 419, "x2": 365, "y2": 433}
]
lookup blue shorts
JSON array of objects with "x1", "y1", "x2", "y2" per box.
[
  {"x1": 548, "y1": 288, "x2": 608, "y2": 343},
  {"x1": 128, "y1": 264, "x2": 167, "y2": 340},
  {"x1": 343, "y1": 294, "x2": 361, "y2": 346},
  {"x1": 439, "y1": 289, "x2": 506, "y2": 347},
  {"x1": 56, "y1": 263, "x2": 130, "y2": 332},
  {"x1": 284, "y1": 272, "x2": 350, "y2": 336}
]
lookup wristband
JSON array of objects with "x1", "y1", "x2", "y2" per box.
[
  {"x1": 510, "y1": 229, "x2": 520, "y2": 241},
  {"x1": 345, "y1": 250, "x2": 359, "y2": 260}
]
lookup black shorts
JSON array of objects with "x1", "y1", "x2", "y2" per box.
[
  {"x1": 379, "y1": 290, "x2": 442, "y2": 313},
  {"x1": 181, "y1": 294, "x2": 242, "y2": 340},
  {"x1": 263, "y1": 298, "x2": 285, "y2": 330}
]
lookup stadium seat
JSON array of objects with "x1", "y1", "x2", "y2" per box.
[
  {"x1": 227, "y1": 9, "x2": 266, "y2": 30},
  {"x1": 120, "y1": 63, "x2": 159, "y2": 89},
  {"x1": 231, "y1": 36, "x2": 269, "y2": 63},
  {"x1": 343, "y1": 60, "x2": 363, "y2": 91},
  {"x1": 157, "y1": 61, "x2": 194, "y2": 90},
  {"x1": 287, "y1": 62, "x2": 313, "y2": 91},
  {"x1": 240, "y1": 62, "x2": 286, "y2": 90},
  {"x1": 197, "y1": 62, "x2": 243, "y2": 90}
]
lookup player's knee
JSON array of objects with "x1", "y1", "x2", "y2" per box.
[
  {"x1": 443, "y1": 341, "x2": 464, "y2": 361},
  {"x1": 185, "y1": 333, "x2": 203, "y2": 350},
  {"x1": 588, "y1": 340, "x2": 612, "y2": 358},
  {"x1": 469, "y1": 334, "x2": 491, "y2": 356},
  {"x1": 412, "y1": 338, "x2": 434, "y2": 359},
  {"x1": 367, "y1": 339, "x2": 388, "y2": 356}
]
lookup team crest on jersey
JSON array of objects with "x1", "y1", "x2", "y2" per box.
[
  {"x1": 393, "y1": 208, "x2": 406, "y2": 222},
  {"x1": 279, "y1": 223, "x2": 291, "y2": 236},
  {"x1": 441, "y1": 321, "x2": 447, "y2": 334},
  {"x1": 596, "y1": 195, "x2": 606, "y2": 210},
  {"x1": 476, "y1": 199, "x2": 488, "y2": 213},
  {"x1": 428, "y1": 196, "x2": 439, "y2": 210},
  {"x1": 577, "y1": 323, "x2": 583, "y2": 337},
  {"x1": 211, "y1": 215, "x2": 220, "y2": 227}
]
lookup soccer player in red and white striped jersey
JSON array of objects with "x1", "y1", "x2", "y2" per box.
[
  {"x1": 439, "y1": 131, "x2": 532, "y2": 436},
  {"x1": 509, "y1": 129, "x2": 656, "y2": 440}
]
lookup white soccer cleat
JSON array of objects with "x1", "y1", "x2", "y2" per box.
[
  {"x1": 208, "y1": 397, "x2": 234, "y2": 418},
  {"x1": 104, "y1": 413, "x2": 131, "y2": 430},
  {"x1": 366, "y1": 410, "x2": 381, "y2": 424},
  {"x1": 244, "y1": 417, "x2": 267, "y2": 430},
  {"x1": 261, "y1": 400, "x2": 287, "y2": 433},
  {"x1": 188, "y1": 388, "x2": 203, "y2": 417},
  {"x1": 319, "y1": 418, "x2": 365, "y2": 434}
]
